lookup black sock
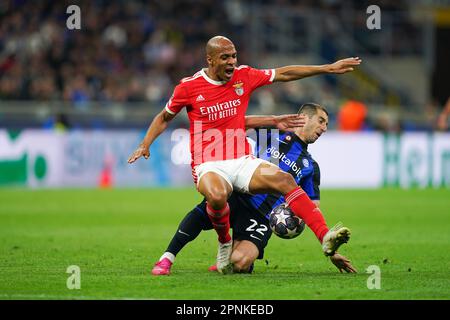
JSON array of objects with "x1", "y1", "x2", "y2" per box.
[{"x1": 165, "y1": 204, "x2": 212, "y2": 256}]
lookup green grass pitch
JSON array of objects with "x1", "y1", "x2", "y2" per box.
[{"x1": 0, "y1": 188, "x2": 449, "y2": 300}]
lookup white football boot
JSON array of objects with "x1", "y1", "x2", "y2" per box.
[
  {"x1": 216, "y1": 240, "x2": 233, "y2": 274},
  {"x1": 322, "y1": 222, "x2": 351, "y2": 256}
]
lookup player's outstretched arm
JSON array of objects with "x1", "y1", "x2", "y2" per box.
[
  {"x1": 245, "y1": 114, "x2": 305, "y2": 131},
  {"x1": 273, "y1": 57, "x2": 362, "y2": 82},
  {"x1": 330, "y1": 253, "x2": 357, "y2": 273},
  {"x1": 128, "y1": 109, "x2": 175, "y2": 163}
]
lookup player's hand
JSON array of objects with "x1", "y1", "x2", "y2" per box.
[
  {"x1": 328, "y1": 57, "x2": 362, "y2": 74},
  {"x1": 330, "y1": 253, "x2": 357, "y2": 273},
  {"x1": 127, "y1": 144, "x2": 150, "y2": 163},
  {"x1": 274, "y1": 114, "x2": 305, "y2": 132}
]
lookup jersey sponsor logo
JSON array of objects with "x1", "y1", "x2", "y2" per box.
[
  {"x1": 233, "y1": 81, "x2": 244, "y2": 96},
  {"x1": 199, "y1": 98, "x2": 241, "y2": 121},
  {"x1": 266, "y1": 146, "x2": 302, "y2": 177},
  {"x1": 196, "y1": 94, "x2": 205, "y2": 102}
]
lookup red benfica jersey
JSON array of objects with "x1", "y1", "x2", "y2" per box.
[{"x1": 165, "y1": 65, "x2": 275, "y2": 167}]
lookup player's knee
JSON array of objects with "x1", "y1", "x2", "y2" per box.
[
  {"x1": 234, "y1": 257, "x2": 254, "y2": 273},
  {"x1": 231, "y1": 251, "x2": 254, "y2": 272},
  {"x1": 205, "y1": 189, "x2": 228, "y2": 209},
  {"x1": 276, "y1": 172, "x2": 297, "y2": 193},
  {"x1": 230, "y1": 249, "x2": 243, "y2": 264}
]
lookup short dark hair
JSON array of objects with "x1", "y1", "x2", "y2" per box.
[{"x1": 297, "y1": 103, "x2": 328, "y2": 117}]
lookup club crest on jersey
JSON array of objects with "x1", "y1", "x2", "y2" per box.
[
  {"x1": 302, "y1": 159, "x2": 309, "y2": 168},
  {"x1": 233, "y1": 82, "x2": 244, "y2": 96}
]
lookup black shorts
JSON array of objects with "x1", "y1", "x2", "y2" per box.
[
  {"x1": 230, "y1": 199, "x2": 272, "y2": 260},
  {"x1": 197, "y1": 194, "x2": 272, "y2": 259}
]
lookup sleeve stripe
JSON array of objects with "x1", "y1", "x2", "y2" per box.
[
  {"x1": 165, "y1": 105, "x2": 177, "y2": 115},
  {"x1": 269, "y1": 69, "x2": 276, "y2": 82}
]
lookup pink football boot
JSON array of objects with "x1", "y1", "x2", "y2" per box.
[
  {"x1": 208, "y1": 264, "x2": 218, "y2": 272},
  {"x1": 151, "y1": 258, "x2": 173, "y2": 276}
]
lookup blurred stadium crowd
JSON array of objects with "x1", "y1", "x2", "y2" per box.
[{"x1": 0, "y1": 0, "x2": 448, "y2": 131}]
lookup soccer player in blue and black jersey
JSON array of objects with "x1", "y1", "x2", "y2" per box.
[{"x1": 152, "y1": 103, "x2": 356, "y2": 275}]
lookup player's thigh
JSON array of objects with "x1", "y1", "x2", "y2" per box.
[
  {"x1": 197, "y1": 172, "x2": 232, "y2": 205},
  {"x1": 248, "y1": 162, "x2": 296, "y2": 194}
]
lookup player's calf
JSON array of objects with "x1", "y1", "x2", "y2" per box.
[
  {"x1": 230, "y1": 240, "x2": 259, "y2": 273},
  {"x1": 285, "y1": 187, "x2": 329, "y2": 242},
  {"x1": 200, "y1": 174, "x2": 233, "y2": 244},
  {"x1": 207, "y1": 202, "x2": 233, "y2": 272},
  {"x1": 206, "y1": 202, "x2": 232, "y2": 244},
  {"x1": 204, "y1": 189, "x2": 229, "y2": 210},
  {"x1": 197, "y1": 172, "x2": 231, "y2": 210}
]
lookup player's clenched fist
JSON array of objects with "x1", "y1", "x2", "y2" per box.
[{"x1": 128, "y1": 145, "x2": 150, "y2": 163}]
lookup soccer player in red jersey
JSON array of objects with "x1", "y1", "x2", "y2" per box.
[{"x1": 128, "y1": 36, "x2": 361, "y2": 273}]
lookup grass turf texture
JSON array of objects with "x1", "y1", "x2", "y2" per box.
[{"x1": 0, "y1": 188, "x2": 449, "y2": 300}]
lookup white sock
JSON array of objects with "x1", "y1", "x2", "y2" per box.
[{"x1": 160, "y1": 252, "x2": 175, "y2": 263}]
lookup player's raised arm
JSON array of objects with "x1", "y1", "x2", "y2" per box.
[
  {"x1": 127, "y1": 109, "x2": 175, "y2": 164},
  {"x1": 273, "y1": 57, "x2": 362, "y2": 82},
  {"x1": 244, "y1": 114, "x2": 305, "y2": 131}
]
